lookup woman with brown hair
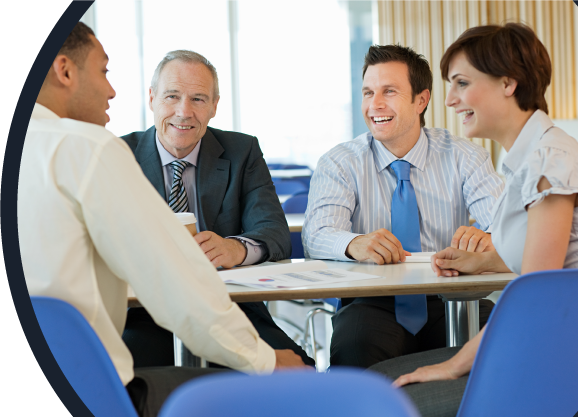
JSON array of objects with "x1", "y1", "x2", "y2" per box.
[{"x1": 368, "y1": 22, "x2": 578, "y2": 417}]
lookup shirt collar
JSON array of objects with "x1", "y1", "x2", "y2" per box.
[
  {"x1": 32, "y1": 103, "x2": 61, "y2": 120},
  {"x1": 501, "y1": 110, "x2": 553, "y2": 177},
  {"x1": 155, "y1": 132, "x2": 202, "y2": 167},
  {"x1": 371, "y1": 128, "x2": 428, "y2": 172}
]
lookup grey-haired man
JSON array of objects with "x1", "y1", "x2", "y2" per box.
[{"x1": 121, "y1": 50, "x2": 315, "y2": 368}]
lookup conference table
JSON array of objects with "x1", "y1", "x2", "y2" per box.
[{"x1": 128, "y1": 258, "x2": 517, "y2": 366}]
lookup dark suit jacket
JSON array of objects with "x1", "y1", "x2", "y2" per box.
[{"x1": 121, "y1": 126, "x2": 291, "y2": 261}]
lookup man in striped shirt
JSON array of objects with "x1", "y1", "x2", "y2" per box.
[{"x1": 302, "y1": 45, "x2": 504, "y2": 368}]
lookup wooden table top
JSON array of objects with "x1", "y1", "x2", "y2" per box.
[{"x1": 128, "y1": 258, "x2": 517, "y2": 306}]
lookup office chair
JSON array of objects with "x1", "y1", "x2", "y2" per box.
[
  {"x1": 282, "y1": 190, "x2": 309, "y2": 214},
  {"x1": 31, "y1": 296, "x2": 139, "y2": 417},
  {"x1": 158, "y1": 369, "x2": 420, "y2": 417},
  {"x1": 273, "y1": 179, "x2": 308, "y2": 196},
  {"x1": 457, "y1": 269, "x2": 578, "y2": 416},
  {"x1": 269, "y1": 164, "x2": 313, "y2": 189}
]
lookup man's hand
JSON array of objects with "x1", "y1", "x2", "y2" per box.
[
  {"x1": 345, "y1": 229, "x2": 408, "y2": 264},
  {"x1": 194, "y1": 232, "x2": 247, "y2": 268},
  {"x1": 451, "y1": 226, "x2": 494, "y2": 252},
  {"x1": 274, "y1": 349, "x2": 310, "y2": 370}
]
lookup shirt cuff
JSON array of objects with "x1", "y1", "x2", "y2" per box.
[
  {"x1": 250, "y1": 337, "x2": 276, "y2": 374},
  {"x1": 485, "y1": 224, "x2": 492, "y2": 233},
  {"x1": 228, "y1": 236, "x2": 263, "y2": 265},
  {"x1": 332, "y1": 232, "x2": 363, "y2": 262}
]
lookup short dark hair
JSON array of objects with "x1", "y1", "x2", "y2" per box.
[
  {"x1": 58, "y1": 22, "x2": 96, "y2": 67},
  {"x1": 440, "y1": 23, "x2": 551, "y2": 114},
  {"x1": 362, "y1": 45, "x2": 433, "y2": 127}
]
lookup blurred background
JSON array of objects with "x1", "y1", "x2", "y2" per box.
[{"x1": 82, "y1": 0, "x2": 578, "y2": 172}]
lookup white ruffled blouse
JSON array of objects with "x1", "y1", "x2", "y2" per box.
[{"x1": 491, "y1": 110, "x2": 578, "y2": 274}]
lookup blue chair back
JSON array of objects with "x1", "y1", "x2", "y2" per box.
[
  {"x1": 289, "y1": 232, "x2": 305, "y2": 259},
  {"x1": 158, "y1": 369, "x2": 420, "y2": 417},
  {"x1": 273, "y1": 179, "x2": 308, "y2": 196},
  {"x1": 457, "y1": 269, "x2": 578, "y2": 416},
  {"x1": 266, "y1": 163, "x2": 285, "y2": 170},
  {"x1": 31, "y1": 296, "x2": 138, "y2": 417},
  {"x1": 281, "y1": 164, "x2": 310, "y2": 170},
  {"x1": 282, "y1": 190, "x2": 309, "y2": 214},
  {"x1": 323, "y1": 297, "x2": 342, "y2": 310}
]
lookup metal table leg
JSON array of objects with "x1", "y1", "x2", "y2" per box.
[
  {"x1": 444, "y1": 300, "x2": 479, "y2": 347},
  {"x1": 439, "y1": 292, "x2": 490, "y2": 347},
  {"x1": 174, "y1": 335, "x2": 207, "y2": 367}
]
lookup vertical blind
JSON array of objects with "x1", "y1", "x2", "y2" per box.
[{"x1": 376, "y1": 1, "x2": 576, "y2": 163}]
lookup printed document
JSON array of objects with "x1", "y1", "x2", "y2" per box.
[{"x1": 218, "y1": 261, "x2": 380, "y2": 289}]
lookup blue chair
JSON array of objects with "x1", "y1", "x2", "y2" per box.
[
  {"x1": 269, "y1": 164, "x2": 313, "y2": 189},
  {"x1": 289, "y1": 231, "x2": 305, "y2": 258},
  {"x1": 273, "y1": 179, "x2": 308, "y2": 196},
  {"x1": 282, "y1": 190, "x2": 309, "y2": 214},
  {"x1": 457, "y1": 269, "x2": 578, "y2": 416},
  {"x1": 266, "y1": 163, "x2": 285, "y2": 170},
  {"x1": 31, "y1": 296, "x2": 139, "y2": 417},
  {"x1": 158, "y1": 369, "x2": 420, "y2": 417}
]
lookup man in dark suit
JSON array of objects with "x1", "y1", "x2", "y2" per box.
[{"x1": 121, "y1": 50, "x2": 314, "y2": 367}]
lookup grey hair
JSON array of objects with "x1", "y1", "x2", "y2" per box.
[{"x1": 150, "y1": 50, "x2": 219, "y2": 99}]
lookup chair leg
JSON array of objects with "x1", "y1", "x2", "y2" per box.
[{"x1": 304, "y1": 308, "x2": 335, "y2": 367}]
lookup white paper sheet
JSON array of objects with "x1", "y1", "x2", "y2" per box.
[
  {"x1": 403, "y1": 252, "x2": 436, "y2": 263},
  {"x1": 218, "y1": 261, "x2": 380, "y2": 289}
]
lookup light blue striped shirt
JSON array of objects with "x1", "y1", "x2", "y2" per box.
[{"x1": 303, "y1": 128, "x2": 504, "y2": 261}]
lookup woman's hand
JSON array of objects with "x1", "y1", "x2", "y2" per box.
[
  {"x1": 392, "y1": 360, "x2": 461, "y2": 387},
  {"x1": 430, "y1": 247, "x2": 488, "y2": 277},
  {"x1": 431, "y1": 248, "x2": 510, "y2": 277},
  {"x1": 393, "y1": 327, "x2": 487, "y2": 387}
]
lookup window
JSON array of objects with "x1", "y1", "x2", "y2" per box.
[{"x1": 85, "y1": 1, "x2": 361, "y2": 168}]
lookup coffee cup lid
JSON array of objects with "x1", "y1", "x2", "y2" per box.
[{"x1": 174, "y1": 212, "x2": 197, "y2": 225}]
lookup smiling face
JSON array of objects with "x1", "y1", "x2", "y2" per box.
[
  {"x1": 445, "y1": 52, "x2": 515, "y2": 140},
  {"x1": 68, "y1": 36, "x2": 116, "y2": 126},
  {"x1": 149, "y1": 60, "x2": 219, "y2": 158},
  {"x1": 362, "y1": 61, "x2": 429, "y2": 154}
]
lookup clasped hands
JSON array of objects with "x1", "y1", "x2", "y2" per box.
[{"x1": 345, "y1": 225, "x2": 493, "y2": 265}]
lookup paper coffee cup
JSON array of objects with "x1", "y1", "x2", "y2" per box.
[{"x1": 175, "y1": 212, "x2": 197, "y2": 236}]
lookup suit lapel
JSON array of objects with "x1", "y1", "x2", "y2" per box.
[
  {"x1": 134, "y1": 126, "x2": 166, "y2": 199},
  {"x1": 196, "y1": 129, "x2": 230, "y2": 231}
]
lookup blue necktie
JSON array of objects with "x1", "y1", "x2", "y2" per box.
[{"x1": 390, "y1": 160, "x2": 428, "y2": 335}]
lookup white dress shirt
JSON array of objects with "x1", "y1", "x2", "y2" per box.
[
  {"x1": 19, "y1": 104, "x2": 275, "y2": 385},
  {"x1": 303, "y1": 128, "x2": 504, "y2": 261},
  {"x1": 155, "y1": 135, "x2": 263, "y2": 265},
  {"x1": 491, "y1": 110, "x2": 578, "y2": 274}
]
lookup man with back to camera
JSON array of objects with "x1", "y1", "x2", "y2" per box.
[
  {"x1": 302, "y1": 44, "x2": 505, "y2": 368},
  {"x1": 20, "y1": 22, "x2": 307, "y2": 416},
  {"x1": 120, "y1": 50, "x2": 314, "y2": 368}
]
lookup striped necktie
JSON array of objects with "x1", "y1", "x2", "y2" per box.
[
  {"x1": 390, "y1": 160, "x2": 428, "y2": 335},
  {"x1": 168, "y1": 160, "x2": 190, "y2": 213}
]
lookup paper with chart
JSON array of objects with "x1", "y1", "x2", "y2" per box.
[
  {"x1": 404, "y1": 252, "x2": 436, "y2": 263},
  {"x1": 218, "y1": 261, "x2": 380, "y2": 289}
]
